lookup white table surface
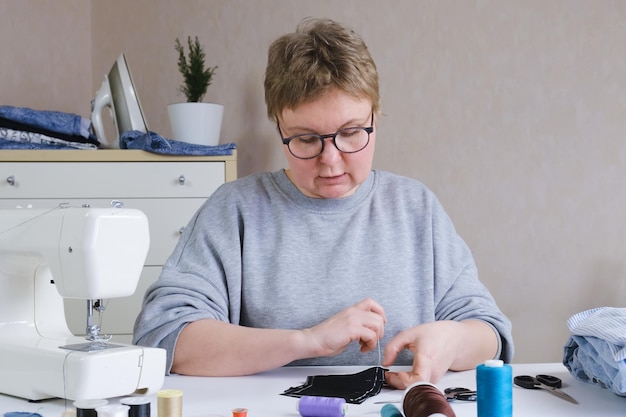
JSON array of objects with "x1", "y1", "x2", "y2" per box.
[{"x1": 1, "y1": 363, "x2": 624, "y2": 416}]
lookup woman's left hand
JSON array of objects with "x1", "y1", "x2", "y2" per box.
[{"x1": 382, "y1": 320, "x2": 498, "y2": 389}]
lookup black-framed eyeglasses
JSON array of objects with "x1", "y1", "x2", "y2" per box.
[{"x1": 278, "y1": 113, "x2": 374, "y2": 160}]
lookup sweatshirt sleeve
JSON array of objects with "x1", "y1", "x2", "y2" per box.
[
  {"x1": 132, "y1": 182, "x2": 244, "y2": 374},
  {"x1": 428, "y1": 192, "x2": 514, "y2": 363}
]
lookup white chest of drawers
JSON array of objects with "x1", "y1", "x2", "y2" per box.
[{"x1": 0, "y1": 149, "x2": 236, "y2": 341}]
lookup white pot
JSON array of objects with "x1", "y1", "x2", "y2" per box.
[{"x1": 167, "y1": 102, "x2": 224, "y2": 146}]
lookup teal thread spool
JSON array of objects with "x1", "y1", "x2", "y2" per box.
[
  {"x1": 380, "y1": 403, "x2": 403, "y2": 417},
  {"x1": 476, "y1": 360, "x2": 512, "y2": 417}
]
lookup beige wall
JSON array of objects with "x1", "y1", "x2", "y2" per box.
[
  {"x1": 0, "y1": 0, "x2": 92, "y2": 114},
  {"x1": 3, "y1": 0, "x2": 626, "y2": 364}
]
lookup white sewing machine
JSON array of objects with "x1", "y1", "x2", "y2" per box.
[{"x1": 0, "y1": 206, "x2": 165, "y2": 401}]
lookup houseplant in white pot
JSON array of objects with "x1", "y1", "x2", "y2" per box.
[{"x1": 167, "y1": 36, "x2": 223, "y2": 146}]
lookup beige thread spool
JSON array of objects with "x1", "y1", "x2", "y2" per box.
[{"x1": 158, "y1": 389, "x2": 183, "y2": 417}]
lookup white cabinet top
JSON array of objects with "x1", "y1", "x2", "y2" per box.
[{"x1": 0, "y1": 149, "x2": 237, "y2": 162}]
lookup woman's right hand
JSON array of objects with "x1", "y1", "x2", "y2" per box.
[{"x1": 303, "y1": 298, "x2": 386, "y2": 357}]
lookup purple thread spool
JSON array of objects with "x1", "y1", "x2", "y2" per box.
[{"x1": 297, "y1": 395, "x2": 348, "y2": 417}]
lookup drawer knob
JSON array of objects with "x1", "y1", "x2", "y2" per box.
[
  {"x1": 178, "y1": 175, "x2": 186, "y2": 185},
  {"x1": 6, "y1": 175, "x2": 15, "y2": 186}
]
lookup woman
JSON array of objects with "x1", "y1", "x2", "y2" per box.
[{"x1": 134, "y1": 17, "x2": 513, "y2": 390}]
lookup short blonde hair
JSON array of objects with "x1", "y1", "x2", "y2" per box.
[{"x1": 264, "y1": 18, "x2": 380, "y2": 120}]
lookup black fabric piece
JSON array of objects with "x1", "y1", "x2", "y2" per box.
[{"x1": 281, "y1": 366, "x2": 387, "y2": 404}]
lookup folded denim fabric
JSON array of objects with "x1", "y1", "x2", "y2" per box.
[
  {"x1": 562, "y1": 307, "x2": 626, "y2": 396},
  {"x1": 120, "y1": 130, "x2": 236, "y2": 156},
  {"x1": 0, "y1": 138, "x2": 92, "y2": 150},
  {"x1": 0, "y1": 105, "x2": 91, "y2": 138},
  {"x1": 0, "y1": 128, "x2": 98, "y2": 150},
  {"x1": 0, "y1": 116, "x2": 99, "y2": 145}
]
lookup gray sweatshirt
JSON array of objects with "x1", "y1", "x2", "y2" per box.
[{"x1": 133, "y1": 170, "x2": 514, "y2": 373}]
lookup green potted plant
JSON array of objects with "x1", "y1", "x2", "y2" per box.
[
  {"x1": 167, "y1": 36, "x2": 224, "y2": 146},
  {"x1": 175, "y1": 36, "x2": 217, "y2": 102}
]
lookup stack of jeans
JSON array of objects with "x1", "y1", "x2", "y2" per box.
[{"x1": 0, "y1": 105, "x2": 99, "y2": 149}]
